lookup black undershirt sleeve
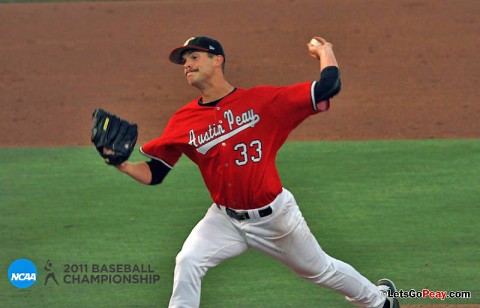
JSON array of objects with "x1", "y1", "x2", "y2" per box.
[
  {"x1": 146, "y1": 159, "x2": 171, "y2": 185},
  {"x1": 314, "y1": 66, "x2": 341, "y2": 103}
]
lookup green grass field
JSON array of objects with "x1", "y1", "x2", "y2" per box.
[{"x1": 1, "y1": 140, "x2": 479, "y2": 307}]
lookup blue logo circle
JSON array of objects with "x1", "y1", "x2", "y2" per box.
[{"x1": 8, "y1": 259, "x2": 38, "y2": 289}]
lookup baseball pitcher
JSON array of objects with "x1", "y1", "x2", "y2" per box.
[{"x1": 91, "y1": 35, "x2": 400, "y2": 308}]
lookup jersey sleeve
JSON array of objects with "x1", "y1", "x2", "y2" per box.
[
  {"x1": 139, "y1": 118, "x2": 183, "y2": 169},
  {"x1": 272, "y1": 82, "x2": 329, "y2": 129}
]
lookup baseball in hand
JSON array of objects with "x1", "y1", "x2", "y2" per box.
[{"x1": 309, "y1": 38, "x2": 322, "y2": 46}]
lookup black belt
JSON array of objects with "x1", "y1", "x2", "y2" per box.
[{"x1": 223, "y1": 206, "x2": 273, "y2": 220}]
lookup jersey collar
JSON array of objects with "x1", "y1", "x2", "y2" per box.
[{"x1": 198, "y1": 88, "x2": 237, "y2": 107}]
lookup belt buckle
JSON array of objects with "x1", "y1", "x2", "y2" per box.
[
  {"x1": 226, "y1": 207, "x2": 249, "y2": 220},
  {"x1": 237, "y1": 211, "x2": 248, "y2": 220},
  {"x1": 235, "y1": 210, "x2": 249, "y2": 220}
]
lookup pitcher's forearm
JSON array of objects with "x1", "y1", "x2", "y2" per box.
[{"x1": 115, "y1": 161, "x2": 152, "y2": 185}]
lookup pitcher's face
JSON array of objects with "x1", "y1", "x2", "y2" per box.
[{"x1": 182, "y1": 51, "x2": 220, "y2": 87}]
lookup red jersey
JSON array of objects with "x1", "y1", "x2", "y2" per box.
[{"x1": 140, "y1": 82, "x2": 329, "y2": 210}]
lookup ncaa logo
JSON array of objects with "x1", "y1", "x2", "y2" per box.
[{"x1": 8, "y1": 259, "x2": 38, "y2": 288}]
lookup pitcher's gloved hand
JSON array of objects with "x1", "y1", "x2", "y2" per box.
[{"x1": 91, "y1": 108, "x2": 138, "y2": 165}]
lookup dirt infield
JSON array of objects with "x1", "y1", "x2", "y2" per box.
[{"x1": 0, "y1": 0, "x2": 479, "y2": 148}]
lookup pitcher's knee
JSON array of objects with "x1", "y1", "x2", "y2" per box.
[
  {"x1": 174, "y1": 249, "x2": 206, "y2": 281},
  {"x1": 299, "y1": 258, "x2": 336, "y2": 283}
]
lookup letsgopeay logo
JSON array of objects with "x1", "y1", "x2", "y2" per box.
[{"x1": 8, "y1": 259, "x2": 38, "y2": 289}]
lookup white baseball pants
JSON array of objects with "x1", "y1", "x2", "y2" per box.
[{"x1": 168, "y1": 188, "x2": 386, "y2": 307}]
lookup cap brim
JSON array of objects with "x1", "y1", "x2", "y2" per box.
[{"x1": 168, "y1": 45, "x2": 210, "y2": 64}]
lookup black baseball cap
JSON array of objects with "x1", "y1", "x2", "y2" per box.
[{"x1": 169, "y1": 36, "x2": 225, "y2": 65}]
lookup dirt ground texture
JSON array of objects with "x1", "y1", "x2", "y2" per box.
[{"x1": 0, "y1": 0, "x2": 479, "y2": 148}]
